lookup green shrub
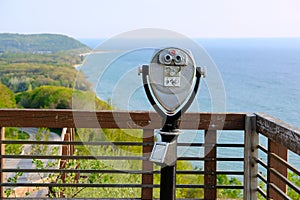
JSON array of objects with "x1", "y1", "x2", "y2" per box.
[
  {"x1": 0, "y1": 83, "x2": 16, "y2": 108},
  {"x1": 16, "y1": 85, "x2": 111, "y2": 110}
]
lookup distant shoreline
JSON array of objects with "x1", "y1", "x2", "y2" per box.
[
  {"x1": 79, "y1": 50, "x2": 115, "y2": 57},
  {"x1": 75, "y1": 50, "x2": 116, "y2": 69}
]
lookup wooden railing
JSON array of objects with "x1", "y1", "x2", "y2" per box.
[
  {"x1": 0, "y1": 109, "x2": 299, "y2": 199},
  {"x1": 255, "y1": 113, "x2": 300, "y2": 200}
]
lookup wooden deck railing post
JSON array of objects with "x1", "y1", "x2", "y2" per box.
[
  {"x1": 204, "y1": 130, "x2": 217, "y2": 200},
  {"x1": 142, "y1": 129, "x2": 154, "y2": 200},
  {"x1": 244, "y1": 114, "x2": 258, "y2": 200},
  {"x1": 60, "y1": 131, "x2": 69, "y2": 169},
  {"x1": 0, "y1": 127, "x2": 4, "y2": 199},
  {"x1": 67, "y1": 128, "x2": 75, "y2": 155},
  {"x1": 267, "y1": 140, "x2": 288, "y2": 200}
]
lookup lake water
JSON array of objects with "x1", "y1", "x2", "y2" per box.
[{"x1": 78, "y1": 38, "x2": 300, "y2": 171}]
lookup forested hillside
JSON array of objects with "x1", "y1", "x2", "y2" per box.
[
  {"x1": 0, "y1": 62, "x2": 91, "y2": 93},
  {"x1": 0, "y1": 33, "x2": 90, "y2": 53},
  {"x1": 0, "y1": 33, "x2": 92, "y2": 93}
]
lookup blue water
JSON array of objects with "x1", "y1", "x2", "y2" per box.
[{"x1": 78, "y1": 38, "x2": 300, "y2": 171}]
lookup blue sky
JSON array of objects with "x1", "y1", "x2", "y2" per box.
[{"x1": 1, "y1": 0, "x2": 300, "y2": 39}]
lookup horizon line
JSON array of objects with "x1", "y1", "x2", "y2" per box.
[{"x1": 1, "y1": 32, "x2": 300, "y2": 40}]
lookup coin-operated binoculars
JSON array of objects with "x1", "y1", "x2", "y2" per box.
[{"x1": 138, "y1": 47, "x2": 205, "y2": 199}]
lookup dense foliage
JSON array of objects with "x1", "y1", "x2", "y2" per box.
[
  {"x1": 5, "y1": 128, "x2": 30, "y2": 155},
  {"x1": 288, "y1": 171, "x2": 300, "y2": 199},
  {"x1": 0, "y1": 33, "x2": 91, "y2": 93},
  {"x1": 0, "y1": 62, "x2": 91, "y2": 93},
  {"x1": 0, "y1": 83, "x2": 16, "y2": 108},
  {"x1": 0, "y1": 52, "x2": 85, "y2": 66},
  {"x1": 16, "y1": 86, "x2": 111, "y2": 110},
  {"x1": 0, "y1": 33, "x2": 90, "y2": 53}
]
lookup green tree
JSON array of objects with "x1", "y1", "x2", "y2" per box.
[
  {"x1": 4, "y1": 128, "x2": 29, "y2": 155},
  {"x1": 16, "y1": 86, "x2": 111, "y2": 110},
  {"x1": 217, "y1": 174, "x2": 243, "y2": 199},
  {"x1": 0, "y1": 63, "x2": 91, "y2": 93},
  {"x1": 0, "y1": 82, "x2": 16, "y2": 108},
  {"x1": 288, "y1": 171, "x2": 300, "y2": 200}
]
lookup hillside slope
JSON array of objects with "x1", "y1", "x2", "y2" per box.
[
  {"x1": 0, "y1": 33, "x2": 92, "y2": 93},
  {"x1": 16, "y1": 85, "x2": 111, "y2": 110},
  {"x1": 0, "y1": 33, "x2": 90, "y2": 53}
]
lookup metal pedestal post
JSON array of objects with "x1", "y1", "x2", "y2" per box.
[{"x1": 160, "y1": 134, "x2": 178, "y2": 200}]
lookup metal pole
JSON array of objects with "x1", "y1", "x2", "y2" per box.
[
  {"x1": 160, "y1": 165, "x2": 176, "y2": 199},
  {"x1": 160, "y1": 134, "x2": 177, "y2": 200}
]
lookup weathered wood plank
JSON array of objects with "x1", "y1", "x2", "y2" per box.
[
  {"x1": 267, "y1": 140, "x2": 288, "y2": 200},
  {"x1": 256, "y1": 113, "x2": 300, "y2": 155},
  {"x1": 244, "y1": 114, "x2": 258, "y2": 200},
  {"x1": 204, "y1": 130, "x2": 217, "y2": 200},
  {"x1": 0, "y1": 109, "x2": 246, "y2": 130},
  {"x1": 142, "y1": 129, "x2": 154, "y2": 200},
  {"x1": 0, "y1": 127, "x2": 4, "y2": 199}
]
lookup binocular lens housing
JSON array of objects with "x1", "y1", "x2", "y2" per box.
[
  {"x1": 175, "y1": 55, "x2": 182, "y2": 63},
  {"x1": 158, "y1": 48, "x2": 188, "y2": 66},
  {"x1": 164, "y1": 54, "x2": 172, "y2": 64}
]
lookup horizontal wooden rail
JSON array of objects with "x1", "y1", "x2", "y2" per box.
[
  {"x1": 1, "y1": 183, "x2": 160, "y2": 188},
  {"x1": 1, "y1": 140, "x2": 152, "y2": 146},
  {"x1": 255, "y1": 127, "x2": 300, "y2": 200},
  {"x1": 2, "y1": 155, "x2": 147, "y2": 160},
  {"x1": 1, "y1": 140, "x2": 244, "y2": 147},
  {"x1": 270, "y1": 152, "x2": 300, "y2": 176},
  {"x1": 256, "y1": 113, "x2": 300, "y2": 155},
  {"x1": 269, "y1": 168, "x2": 300, "y2": 194},
  {"x1": 1, "y1": 182, "x2": 245, "y2": 190},
  {"x1": 257, "y1": 173, "x2": 268, "y2": 184},
  {"x1": 1, "y1": 169, "x2": 245, "y2": 177},
  {"x1": 257, "y1": 187, "x2": 268, "y2": 199},
  {"x1": 0, "y1": 109, "x2": 245, "y2": 130}
]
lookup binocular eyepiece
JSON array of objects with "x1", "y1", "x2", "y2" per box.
[
  {"x1": 164, "y1": 54, "x2": 172, "y2": 64},
  {"x1": 159, "y1": 48, "x2": 187, "y2": 66}
]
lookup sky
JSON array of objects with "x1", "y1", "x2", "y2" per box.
[{"x1": 1, "y1": 0, "x2": 300, "y2": 39}]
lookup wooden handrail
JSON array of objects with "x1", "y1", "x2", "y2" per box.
[
  {"x1": 256, "y1": 113, "x2": 300, "y2": 155},
  {"x1": 0, "y1": 109, "x2": 245, "y2": 130},
  {"x1": 256, "y1": 113, "x2": 300, "y2": 200}
]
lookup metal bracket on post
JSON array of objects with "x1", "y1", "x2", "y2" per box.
[
  {"x1": 149, "y1": 133, "x2": 179, "y2": 166},
  {"x1": 244, "y1": 114, "x2": 258, "y2": 200}
]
